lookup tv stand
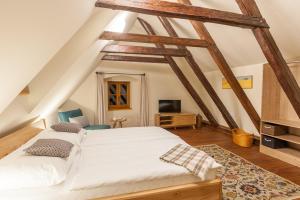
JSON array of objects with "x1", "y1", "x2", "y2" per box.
[{"x1": 155, "y1": 113, "x2": 196, "y2": 129}]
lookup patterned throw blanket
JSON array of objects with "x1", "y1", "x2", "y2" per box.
[{"x1": 160, "y1": 144, "x2": 221, "y2": 180}]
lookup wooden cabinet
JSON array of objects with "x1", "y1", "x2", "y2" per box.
[
  {"x1": 262, "y1": 63, "x2": 300, "y2": 121},
  {"x1": 260, "y1": 62, "x2": 300, "y2": 167},
  {"x1": 155, "y1": 113, "x2": 196, "y2": 129}
]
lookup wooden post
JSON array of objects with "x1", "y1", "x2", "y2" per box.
[
  {"x1": 177, "y1": 0, "x2": 260, "y2": 131},
  {"x1": 158, "y1": 16, "x2": 238, "y2": 129},
  {"x1": 138, "y1": 18, "x2": 218, "y2": 126},
  {"x1": 235, "y1": 0, "x2": 300, "y2": 119}
]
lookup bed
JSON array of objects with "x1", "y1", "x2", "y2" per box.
[{"x1": 0, "y1": 125, "x2": 222, "y2": 200}]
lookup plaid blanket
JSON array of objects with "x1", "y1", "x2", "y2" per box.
[{"x1": 160, "y1": 144, "x2": 221, "y2": 180}]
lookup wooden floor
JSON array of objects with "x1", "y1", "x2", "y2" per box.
[{"x1": 170, "y1": 126, "x2": 300, "y2": 185}]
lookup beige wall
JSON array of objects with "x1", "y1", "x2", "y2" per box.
[
  {"x1": 203, "y1": 63, "x2": 263, "y2": 136},
  {"x1": 62, "y1": 74, "x2": 141, "y2": 127},
  {"x1": 28, "y1": 9, "x2": 116, "y2": 109},
  {"x1": 60, "y1": 61, "x2": 263, "y2": 136},
  {"x1": 0, "y1": 0, "x2": 96, "y2": 114},
  {"x1": 0, "y1": 56, "x2": 264, "y2": 136},
  {"x1": 60, "y1": 61, "x2": 203, "y2": 127},
  {"x1": 32, "y1": 11, "x2": 137, "y2": 120},
  {"x1": 0, "y1": 10, "x2": 137, "y2": 136}
]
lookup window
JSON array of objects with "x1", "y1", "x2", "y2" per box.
[{"x1": 108, "y1": 81, "x2": 130, "y2": 110}]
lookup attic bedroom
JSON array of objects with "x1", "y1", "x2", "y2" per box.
[{"x1": 1, "y1": 0, "x2": 300, "y2": 199}]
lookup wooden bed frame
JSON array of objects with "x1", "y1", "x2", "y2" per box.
[
  {"x1": 96, "y1": 179, "x2": 222, "y2": 200},
  {"x1": 0, "y1": 125, "x2": 222, "y2": 200}
]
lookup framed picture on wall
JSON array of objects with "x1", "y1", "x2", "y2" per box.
[{"x1": 222, "y1": 75, "x2": 253, "y2": 89}]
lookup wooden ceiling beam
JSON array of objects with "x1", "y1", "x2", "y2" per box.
[
  {"x1": 158, "y1": 16, "x2": 238, "y2": 129},
  {"x1": 95, "y1": 0, "x2": 269, "y2": 29},
  {"x1": 102, "y1": 55, "x2": 168, "y2": 63},
  {"x1": 100, "y1": 31, "x2": 210, "y2": 48},
  {"x1": 138, "y1": 18, "x2": 218, "y2": 126},
  {"x1": 235, "y1": 0, "x2": 300, "y2": 118},
  {"x1": 101, "y1": 45, "x2": 188, "y2": 57},
  {"x1": 177, "y1": 0, "x2": 260, "y2": 131}
]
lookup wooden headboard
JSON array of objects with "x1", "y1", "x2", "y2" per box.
[{"x1": 0, "y1": 125, "x2": 43, "y2": 159}]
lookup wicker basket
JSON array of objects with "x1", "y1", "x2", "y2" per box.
[{"x1": 232, "y1": 128, "x2": 254, "y2": 148}]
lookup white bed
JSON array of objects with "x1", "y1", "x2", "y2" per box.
[{"x1": 0, "y1": 127, "x2": 219, "y2": 200}]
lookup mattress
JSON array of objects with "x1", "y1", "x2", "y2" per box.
[
  {"x1": 1, "y1": 173, "x2": 199, "y2": 200},
  {"x1": 0, "y1": 127, "x2": 214, "y2": 200}
]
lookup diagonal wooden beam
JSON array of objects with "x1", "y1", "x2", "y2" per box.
[
  {"x1": 100, "y1": 31, "x2": 210, "y2": 48},
  {"x1": 102, "y1": 55, "x2": 168, "y2": 63},
  {"x1": 95, "y1": 0, "x2": 269, "y2": 29},
  {"x1": 138, "y1": 18, "x2": 218, "y2": 126},
  {"x1": 235, "y1": 0, "x2": 300, "y2": 119},
  {"x1": 101, "y1": 45, "x2": 188, "y2": 57},
  {"x1": 177, "y1": 0, "x2": 260, "y2": 131},
  {"x1": 158, "y1": 16, "x2": 238, "y2": 129}
]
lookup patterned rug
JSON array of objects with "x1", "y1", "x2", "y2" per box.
[{"x1": 197, "y1": 144, "x2": 300, "y2": 200}]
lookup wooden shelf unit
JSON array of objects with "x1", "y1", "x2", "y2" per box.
[
  {"x1": 261, "y1": 133, "x2": 300, "y2": 145},
  {"x1": 260, "y1": 119, "x2": 300, "y2": 167},
  {"x1": 155, "y1": 113, "x2": 196, "y2": 129},
  {"x1": 260, "y1": 63, "x2": 300, "y2": 167},
  {"x1": 263, "y1": 119, "x2": 300, "y2": 129}
]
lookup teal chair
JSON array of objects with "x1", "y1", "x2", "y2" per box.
[{"x1": 58, "y1": 109, "x2": 111, "y2": 130}]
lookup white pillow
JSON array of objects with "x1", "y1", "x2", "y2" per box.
[
  {"x1": 39, "y1": 129, "x2": 86, "y2": 146},
  {"x1": 0, "y1": 129, "x2": 82, "y2": 190},
  {"x1": 0, "y1": 145, "x2": 80, "y2": 190},
  {"x1": 69, "y1": 116, "x2": 90, "y2": 128}
]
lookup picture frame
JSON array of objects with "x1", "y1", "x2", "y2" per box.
[{"x1": 222, "y1": 75, "x2": 253, "y2": 89}]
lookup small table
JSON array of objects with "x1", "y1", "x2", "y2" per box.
[{"x1": 112, "y1": 117, "x2": 127, "y2": 128}]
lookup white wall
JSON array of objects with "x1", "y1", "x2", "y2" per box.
[
  {"x1": 175, "y1": 56, "x2": 263, "y2": 135},
  {"x1": 1, "y1": 56, "x2": 263, "y2": 136},
  {"x1": 61, "y1": 61, "x2": 263, "y2": 135},
  {"x1": 28, "y1": 9, "x2": 116, "y2": 108},
  {"x1": 60, "y1": 61, "x2": 203, "y2": 127},
  {"x1": 203, "y1": 63, "x2": 263, "y2": 135},
  {"x1": 0, "y1": 10, "x2": 137, "y2": 136},
  {"x1": 0, "y1": 0, "x2": 96, "y2": 114},
  {"x1": 62, "y1": 74, "x2": 141, "y2": 127}
]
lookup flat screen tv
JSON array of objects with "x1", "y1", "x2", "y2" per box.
[{"x1": 159, "y1": 100, "x2": 181, "y2": 113}]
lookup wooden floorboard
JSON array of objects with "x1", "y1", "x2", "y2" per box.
[{"x1": 170, "y1": 126, "x2": 300, "y2": 185}]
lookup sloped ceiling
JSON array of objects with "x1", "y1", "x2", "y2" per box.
[
  {"x1": 0, "y1": 9, "x2": 137, "y2": 135},
  {"x1": 0, "y1": 0, "x2": 96, "y2": 114},
  {"x1": 1, "y1": 0, "x2": 299, "y2": 113},
  {"x1": 1, "y1": 0, "x2": 300, "y2": 134},
  {"x1": 130, "y1": 0, "x2": 300, "y2": 71}
]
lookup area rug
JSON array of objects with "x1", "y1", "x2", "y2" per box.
[{"x1": 197, "y1": 144, "x2": 300, "y2": 200}]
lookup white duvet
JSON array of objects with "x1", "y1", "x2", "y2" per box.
[
  {"x1": 66, "y1": 127, "x2": 213, "y2": 190},
  {"x1": 81, "y1": 126, "x2": 180, "y2": 146},
  {"x1": 0, "y1": 127, "x2": 219, "y2": 200}
]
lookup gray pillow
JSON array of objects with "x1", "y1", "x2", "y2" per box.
[
  {"x1": 51, "y1": 123, "x2": 81, "y2": 133},
  {"x1": 24, "y1": 139, "x2": 74, "y2": 158},
  {"x1": 69, "y1": 116, "x2": 89, "y2": 128}
]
